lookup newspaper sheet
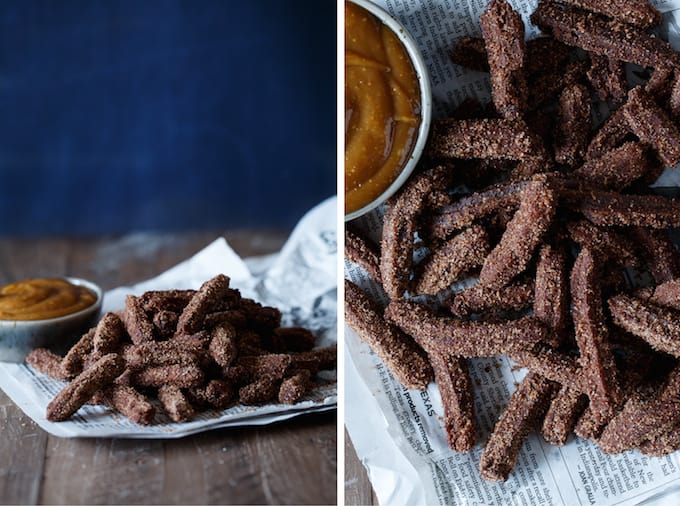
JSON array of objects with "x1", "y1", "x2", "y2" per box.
[
  {"x1": 0, "y1": 197, "x2": 337, "y2": 438},
  {"x1": 345, "y1": 1, "x2": 680, "y2": 504}
]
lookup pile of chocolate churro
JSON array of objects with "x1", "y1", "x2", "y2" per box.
[
  {"x1": 27, "y1": 274, "x2": 336, "y2": 424},
  {"x1": 346, "y1": 0, "x2": 680, "y2": 482}
]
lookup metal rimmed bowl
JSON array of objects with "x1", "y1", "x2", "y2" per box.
[
  {"x1": 345, "y1": 0, "x2": 433, "y2": 221},
  {"x1": 0, "y1": 277, "x2": 103, "y2": 362}
]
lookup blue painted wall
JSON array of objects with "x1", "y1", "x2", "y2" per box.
[{"x1": 0, "y1": 1, "x2": 336, "y2": 235}]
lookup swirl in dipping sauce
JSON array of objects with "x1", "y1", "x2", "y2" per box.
[
  {"x1": 0, "y1": 278, "x2": 97, "y2": 321},
  {"x1": 345, "y1": 1, "x2": 421, "y2": 215}
]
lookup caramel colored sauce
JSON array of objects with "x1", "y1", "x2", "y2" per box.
[
  {"x1": 345, "y1": 1, "x2": 421, "y2": 215},
  {"x1": 0, "y1": 278, "x2": 97, "y2": 321}
]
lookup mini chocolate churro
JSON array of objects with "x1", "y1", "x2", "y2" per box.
[
  {"x1": 622, "y1": 86, "x2": 680, "y2": 168},
  {"x1": 278, "y1": 370, "x2": 312, "y2": 405},
  {"x1": 176, "y1": 274, "x2": 231, "y2": 335},
  {"x1": 133, "y1": 364, "x2": 204, "y2": 389},
  {"x1": 289, "y1": 345, "x2": 337, "y2": 375},
  {"x1": 427, "y1": 119, "x2": 546, "y2": 162},
  {"x1": 430, "y1": 352, "x2": 476, "y2": 452},
  {"x1": 564, "y1": 188, "x2": 680, "y2": 228},
  {"x1": 413, "y1": 225, "x2": 490, "y2": 296},
  {"x1": 567, "y1": 220, "x2": 639, "y2": 267},
  {"x1": 608, "y1": 294, "x2": 680, "y2": 357},
  {"x1": 599, "y1": 365, "x2": 680, "y2": 453},
  {"x1": 203, "y1": 309, "x2": 247, "y2": 329},
  {"x1": 631, "y1": 227, "x2": 680, "y2": 284},
  {"x1": 208, "y1": 322, "x2": 238, "y2": 367},
  {"x1": 426, "y1": 181, "x2": 528, "y2": 240},
  {"x1": 646, "y1": 66, "x2": 674, "y2": 101},
  {"x1": 480, "y1": 0, "x2": 528, "y2": 119},
  {"x1": 643, "y1": 279, "x2": 680, "y2": 310},
  {"x1": 240, "y1": 300, "x2": 282, "y2": 330},
  {"x1": 478, "y1": 179, "x2": 556, "y2": 290},
  {"x1": 26, "y1": 348, "x2": 70, "y2": 382},
  {"x1": 158, "y1": 385, "x2": 195, "y2": 422},
  {"x1": 384, "y1": 298, "x2": 547, "y2": 358},
  {"x1": 534, "y1": 243, "x2": 570, "y2": 347},
  {"x1": 554, "y1": 0, "x2": 661, "y2": 29},
  {"x1": 571, "y1": 248, "x2": 621, "y2": 421},
  {"x1": 541, "y1": 386, "x2": 587, "y2": 446},
  {"x1": 381, "y1": 166, "x2": 452, "y2": 299},
  {"x1": 139, "y1": 289, "x2": 196, "y2": 313},
  {"x1": 124, "y1": 295, "x2": 155, "y2": 344},
  {"x1": 92, "y1": 312, "x2": 125, "y2": 360},
  {"x1": 554, "y1": 84, "x2": 591, "y2": 167},
  {"x1": 573, "y1": 142, "x2": 649, "y2": 191},
  {"x1": 61, "y1": 328, "x2": 95, "y2": 378},
  {"x1": 239, "y1": 376, "x2": 280, "y2": 405},
  {"x1": 480, "y1": 373, "x2": 556, "y2": 482},
  {"x1": 530, "y1": 3, "x2": 680, "y2": 69},
  {"x1": 123, "y1": 340, "x2": 200, "y2": 370},
  {"x1": 638, "y1": 422, "x2": 680, "y2": 456},
  {"x1": 449, "y1": 279, "x2": 534, "y2": 317},
  {"x1": 345, "y1": 281, "x2": 433, "y2": 390},
  {"x1": 345, "y1": 228, "x2": 382, "y2": 285},
  {"x1": 91, "y1": 385, "x2": 156, "y2": 425},
  {"x1": 46, "y1": 353, "x2": 125, "y2": 422},
  {"x1": 529, "y1": 60, "x2": 589, "y2": 109}
]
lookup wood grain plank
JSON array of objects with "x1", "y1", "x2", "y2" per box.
[
  {"x1": 0, "y1": 391, "x2": 47, "y2": 505},
  {"x1": 345, "y1": 430, "x2": 377, "y2": 506}
]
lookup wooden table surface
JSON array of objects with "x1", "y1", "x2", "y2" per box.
[
  {"x1": 0, "y1": 231, "x2": 336, "y2": 505},
  {"x1": 345, "y1": 430, "x2": 378, "y2": 506}
]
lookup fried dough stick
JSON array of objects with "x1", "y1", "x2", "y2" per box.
[
  {"x1": 480, "y1": 0, "x2": 528, "y2": 119},
  {"x1": 413, "y1": 225, "x2": 490, "y2": 296},
  {"x1": 92, "y1": 312, "x2": 125, "y2": 360},
  {"x1": 563, "y1": 189, "x2": 680, "y2": 228},
  {"x1": 599, "y1": 365, "x2": 680, "y2": 453},
  {"x1": 530, "y1": 3, "x2": 680, "y2": 69},
  {"x1": 480, "y1": 373, "x2": 557, "y2": 481},
  {"x1": 429, "y1": 352, "x2": 476, "y2": 452},
  {"x1": 384, "y1": 298, "x2": 547, "y2": 358},
  {"x1": 426, "y1": 181, "x2": 528, "y2": 240},
  {"x1": 158, "y1": 385, "x2": 195, "y2": 422},
  {"x1": 573, "y1": 142, "x2": 649, "y2": 191},
  {"x1": 554, "y1": 0, "x2": 661, "y2": 29},
  {"x1": 479, "y1": 179, "x2": 556, "y2": 290},
  {"x1": 47, "y1": 353, "x2": 125, "y2": 422},
  {"x1": 609, "y1": 294, "x2": 680, "y2": 357},
  {"x1": 427, "y1": 119, "x2": 547, "y2": 162},
  {"x1": 380, "y1": 166, "x2": 451, "y2": 299},
  {"x1": 640, "y1": 279, "x2": 680, "y2": 310},
  {"x1": 449, "y1": 279, "x2": 534, "y2": 317},
  {"x1": 534, "y1": 243, "x2": 570, "y2": 348},
  {"x1": 91, "y1": 385, "x2": 156, "y2": 425},
  {"x1": 631, "y1": 228, "x2": 680, "y2": 284},
  {"x1": 622, "y1": 86, "x2": 680, "y2": 168},
  {"x1": 541, "y1": 386, "x2": 587, "y2": 446},
  {"x1": 61, "y1": 328, "x2": 95, "y2": 378},
  {"x1": 345, "y1": 228, "x2": 382, "y2": 285},
  {"x1": 345, "y1": 281, "x2": 433, "y2": 390},
  {"x1": 26, "y1": 348, "x2": 70, "y2": 382},
  {"x1": 124, "y1": 295, "x2": 155, "y2": 344},
  {"x1": 554, "y1": 84, "x2": 591, "y2": 168},
  {"x1": 449, "y1": 36, "x2": 488, "y2": 72},
  {"x1": 529, "y1": 60, "x2": 589, "y2": 110},
  {"x1": 571, "y1": 248, "x2": 621, "y2": 423},
  {"x1": 566, "y1": 220, "x2": 639, "y2": 268},
  {"x1": 176, "y1": 274, "x2": 231, "y2": 335},
  {"x1": 123, "y1": 340, "x2": 201, "y2": 370},
  {"x1": 638, "y1": 422, "x2": 680, "y2": 456}
]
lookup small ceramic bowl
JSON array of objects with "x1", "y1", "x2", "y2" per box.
[
  {"x1": 345, "y1": 0, "x2": 433, "y2": 221},
  {"x1": 0, "y1": 277, "x2": 103, "y2": 362}
]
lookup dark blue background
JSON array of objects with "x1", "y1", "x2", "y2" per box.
[{"x1": 0, "y1": 1, "x2": 336, "y2": 236}]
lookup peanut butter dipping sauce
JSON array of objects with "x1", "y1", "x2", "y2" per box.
[
  {"x1": 0, "y1": 278, "x2": 97, "y2": 321},
  {"x1": 345, "y1": 1, "x2": 421, "y2": 214}
]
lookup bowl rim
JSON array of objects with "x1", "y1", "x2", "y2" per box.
[
  {"x1": 344, "y1": 0, "x2": 433, "y2": 222},
  {"x1": 0, "y1": 277, "x2": 103, "y2": 326}
]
